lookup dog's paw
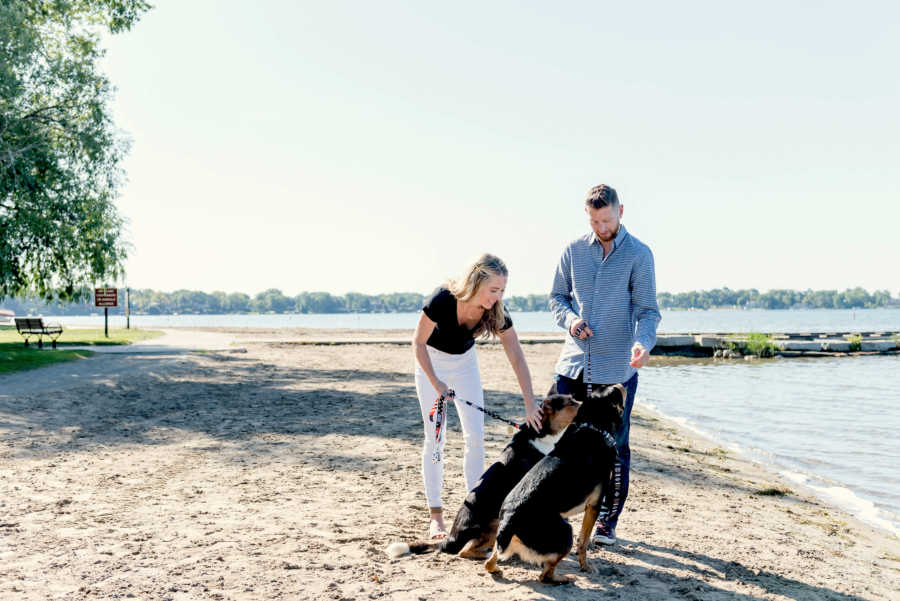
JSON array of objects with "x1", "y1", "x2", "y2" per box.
[
  {"x1": 484, "y1": 557, "x2": 501, "y2": 575},
  {"x1": 540, "y1": 573, "x2": 573, "y2": 585},
  {"x1": 579, "y1": 560, "x2": 594, "y2": 573}
]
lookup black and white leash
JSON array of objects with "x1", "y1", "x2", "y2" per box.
[
  {"x1": 574, "y1": 319, "x2": 592, "y2": 396},
  {"x1": 428, "y1": 390, "x2": 523, "y2": 464}
]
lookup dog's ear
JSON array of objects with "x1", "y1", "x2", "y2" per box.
[
  {"x1": 587, "y1": 387, "x2": 608, "y2": 402},
  {"x1": 546, "y1": 381, "x2": 559, "y2": 396},
  {"x1": 557, "y1": 393, "x2": 578, "y2": 408},
  {"x1": 610, "y1": 384, "x2": 626, "y2": 417},
  {"x1": 540, "y1": 395, "x2": 558, "y2": 413},
  {"x1": 544, "y1": 394, "x2": 572, "y2": 412},
  {"x1": 589, "y1": 385, "x2": 625, "y2": 416}
]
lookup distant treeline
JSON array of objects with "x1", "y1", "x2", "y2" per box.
[
  {"x1": 2, "y1": 287, "x2": 897, "y2": 316},
  {"x1": 657, "y1": 287, "x2": 897, "y2": 310}
]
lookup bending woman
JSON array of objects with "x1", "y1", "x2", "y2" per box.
[{"x1": 413, "y1": 253, "x2": 541, "y2": 540}]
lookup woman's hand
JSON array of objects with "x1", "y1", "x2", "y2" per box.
[
  {"x1": 524, "y1": 399, "x2": 543, "y2": 431},
  {"x1": 434, "y1": 379, "x2": 451, "y2": 399}
]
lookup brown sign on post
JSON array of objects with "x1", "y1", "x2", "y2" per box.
[{"x1": 95, "y1": 288, "x2": 118, "y2": 307}]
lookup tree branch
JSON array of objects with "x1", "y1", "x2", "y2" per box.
[{"x1": 22, "y1": 102, "x2": 74, "y2": 120}]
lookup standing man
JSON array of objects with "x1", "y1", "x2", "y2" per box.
[{"x1": 549, "y1": 184, "x2": 660, "y2": 545}]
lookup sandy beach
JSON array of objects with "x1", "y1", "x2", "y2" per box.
[{"x1": 1, "y1": 330, "x2": 898, "y2": 600}]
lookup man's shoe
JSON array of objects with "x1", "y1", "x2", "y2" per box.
[{"x1": 593, "y1": 523, "x2": 616, "y2": 545}]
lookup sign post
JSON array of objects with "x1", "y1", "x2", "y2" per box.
[
  {"x1": 94, "y1": 288, "x2": 118, "y2": 337},
  {"x1": 126, "y1": 287, "x2": 131, "y2": 330}
]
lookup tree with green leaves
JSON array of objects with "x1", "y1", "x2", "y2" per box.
[{"x1": 1, "y1": 0, "x2": 151, "y2": 300}]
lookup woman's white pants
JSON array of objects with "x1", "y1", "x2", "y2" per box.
[{"x1": 414, "y1": 345, "x2": 485, "y2": 509}]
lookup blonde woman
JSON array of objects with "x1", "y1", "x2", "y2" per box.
[{"x1": 413, "y1": 253, "x2": 541, "y2": 540}]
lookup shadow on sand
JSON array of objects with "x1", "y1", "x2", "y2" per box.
[{"x1": 0, "y1": 350, "x2": 876, "y2": 601}]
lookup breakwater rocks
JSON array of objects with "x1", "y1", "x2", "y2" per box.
[
  {"x1": 258, "y1": 331, "x2": 899, "y2": 359},
  {"x1": 653, "y1": 331, "x2": 900, "y2": 359}
]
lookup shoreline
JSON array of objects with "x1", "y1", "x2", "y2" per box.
[
  {"x1": 2, "y1": 336, "x2": 898, "y2": 599},
  {"x1": 638, "y1": 401, "x2": 900, "y2": 540},
  {"x1": 111, "y1": 326, "x2": 900, "y2": 359}
]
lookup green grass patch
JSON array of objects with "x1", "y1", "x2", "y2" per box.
[
  {"x1": 0, "y1": 347, "x2": 94, "y2": 374},
  {"x1": 846, "y1": 334, "x2": 862, "y2": 352},
  {"x1": 0, "y1": 328, "x2": 162, "y2": 375},
  {"x1": 0, "y1": 327, "x2": 162, "y2": 346},
  {"x1": 745, "y1": 332, "x2": 777, "y2": 357},
  {"x1": 728, "y1": 332, "x2": 777, "y2": 357}
]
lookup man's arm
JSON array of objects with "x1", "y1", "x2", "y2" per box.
[
  {"x1": 631, "y1": 248, "x2": 661, "y2": 363},
  {"x1": 549, "y1": 245, "x2": 581, "y2": 333}
]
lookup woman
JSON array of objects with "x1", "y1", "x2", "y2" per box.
[{"x1": 413, "y1": 253, "x2": 541, "y2": 540}]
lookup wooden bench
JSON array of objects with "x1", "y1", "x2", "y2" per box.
[{"x1": 14, "y1": 317, "x2": 64, "y2": 349}]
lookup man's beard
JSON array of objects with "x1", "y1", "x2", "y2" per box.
[{"x1": 596, "y1": 223, "x2": 620, "y2": 243}]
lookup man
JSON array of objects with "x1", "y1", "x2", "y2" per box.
[{"x1": 549, "y1": 184, "x2": 660, "y2": 545}]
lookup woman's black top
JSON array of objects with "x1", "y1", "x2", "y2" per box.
[{"x1": 422, "y1": 287, "x2": 513, "y2": 354}]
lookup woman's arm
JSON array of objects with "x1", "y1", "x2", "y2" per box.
[
  {"x1": 499, "y1": 327, "x2": 542, "y2": 430},
  {"x1": 413, "y1": 311, "x2": 450, "y2": 397}
]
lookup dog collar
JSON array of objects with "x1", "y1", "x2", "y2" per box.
[{"x1": 576, "y1": 422, "x2": 617, "y2": 448}]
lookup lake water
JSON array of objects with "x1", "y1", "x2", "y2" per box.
[
  {"x1": 42, "y1": 307, "x2": 900, "y2": 333},
  {"x1": 43, "y1": 308, "x2": 900, "y2": 537},
  {"x1": 640, "y1": 355, "x2": 900, "y2": 538}
]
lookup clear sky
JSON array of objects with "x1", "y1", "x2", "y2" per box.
[{"x1": 100, "y1": 1, "x2": 900, "y2": 297}]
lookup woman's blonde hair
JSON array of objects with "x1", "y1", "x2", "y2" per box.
[{"x1": 448, "y1": 253, "x2": 509, "y2": 339}]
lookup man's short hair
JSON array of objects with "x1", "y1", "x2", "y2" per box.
[{"x1": 585, "y1": 184, "x2": 619, "y2": 209}]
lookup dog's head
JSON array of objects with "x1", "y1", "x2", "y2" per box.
[
  {"x1": 537, "y1": 393, "x2": 581, "y2": 436},
  {"x1": 577, "y1": 383, "x2": 625, "y2": 433}
]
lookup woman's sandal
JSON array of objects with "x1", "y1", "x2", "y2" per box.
[{"x1": 428, "y1": 519, "x2": 448, "y2": 541}]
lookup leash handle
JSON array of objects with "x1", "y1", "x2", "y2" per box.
[
  {"x1": 573, "y1": 318, "x2": 592, "y2": 396},
  {"x1": 428, "y1": 389, "x2": 454, "y2": 463},
  {"x1": 580, "y1": 318, "x2": 593, "y2": 396}
]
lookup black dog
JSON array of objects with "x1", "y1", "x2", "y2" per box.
[
  {"x1": 386, "y1": 394, "x2": 580, "y2": 559},
  {"x1": 484, "y1": 384, "x2": 625, "y2": 583}
]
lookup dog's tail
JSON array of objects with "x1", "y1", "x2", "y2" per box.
[{"x1": 385, "y1": 540, "x2": 442, "y2": 557}]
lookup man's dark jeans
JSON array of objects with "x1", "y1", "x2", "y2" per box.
[{"x1": 553, "y1": 371, "x2": 638, "y2": 529}]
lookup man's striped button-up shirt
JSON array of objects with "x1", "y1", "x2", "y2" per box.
[{"x1": 550, "y1": 224, "x2": 661, "y2": 384}]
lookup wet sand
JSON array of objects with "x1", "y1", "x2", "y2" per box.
[{"x1": 1, "y1": 333, "x2": 898, "y2": 600}]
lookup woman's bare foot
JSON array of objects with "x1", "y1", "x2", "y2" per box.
[{"x1": 428, "y1": 510, "x2": 447, "y2": 540}]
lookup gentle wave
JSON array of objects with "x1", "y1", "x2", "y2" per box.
[{"x1": 781, "y1": 472, "x2": 900, "y2": 538}]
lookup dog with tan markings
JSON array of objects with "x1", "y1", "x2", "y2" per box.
[
  {"x1": 484, "y1": 384, "x2": 625, "y2": 583},
  {"x1": 386, "y1": 393, "x2": 580, "y2": 559}
]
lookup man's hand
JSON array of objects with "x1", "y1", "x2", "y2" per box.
[
  {"x1": 630, "y1": 343, "x2": 649, "y2": 368},
  {"x1": 569, "y1": 319, "x2": 594, "y2": 340}
]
